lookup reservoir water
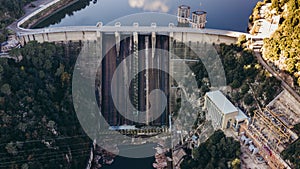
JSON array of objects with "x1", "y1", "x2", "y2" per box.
[{"x1": 34, "y1": 0, "x2": 260, "y2": 32}]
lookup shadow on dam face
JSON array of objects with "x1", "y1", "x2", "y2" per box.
[{"x1": 97, "y1": 34, "x2": 171, "y2": 127}]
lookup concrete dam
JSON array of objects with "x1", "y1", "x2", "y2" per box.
[{"x1": 99, "y1": 33, "x2": 170, "y2": 127}]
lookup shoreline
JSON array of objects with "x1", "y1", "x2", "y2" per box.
[
  {"x1": 30, "y1": 0, "x2": 81, "y2": 28},
  {"x1": 20, "y1": 0, "x2": 80, "y2": 29},
  {"x1": 8, "y1": 0, "x2": 80, "y2": 32}
]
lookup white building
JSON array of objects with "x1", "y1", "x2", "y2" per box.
[
  {"x1": 191, "y1": 10, "x2": 207, "y2": 29},
  {"x1": 177, "y1": 5, "x2": 191, "y2": 24},
  {"x1": 204, "y1": 90, "x2": 248, "y2": 130}
]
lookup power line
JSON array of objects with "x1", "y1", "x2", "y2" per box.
[
  {"x1": 0, "y1": 133, "x2": 91, "y2": 147},
  {"x1": 0, "y1": 141, "x2": 91, "y2": 161},
  {"x1": 0, "y1": 151, "x2": 91, "y2": 168}
]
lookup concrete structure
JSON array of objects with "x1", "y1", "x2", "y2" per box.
[
  {"x1": 11, "y1": 0, "x2": 248, "y2": 45},
  {"x1": 240, "y1": 124, "x2": 292, "y2": 169},
  {"x1": 237, "y1": 104, "x2": 298, "y2": 169},
  {"x1": 17, "y1": 0, "x2": 63, "y2": 29},
  {"x1": 13, "y1": 22, "x2": 253, "y2": 128},
  {"x1": 252, "y1": 109, "x2": 298, "y2": 150},
  {"x1": 10, "y1": 0, "x2": 253, "y2": 129},
  {"x1": 172, "y1": 148, "x2": 186, "y2": 169},
  {"x1": 204, "y1": 90, "x2": 248, "y2": 130},
  {"x1": 11, "y1": 0, "x2": 252, "y2": 46},
  {"x1": 16, "y1": 24, "x2": 252, "y2": 46},
  {"x1": 234, "y1": 108, "x2": 249, "y2": 129},
  {"x1": 1, "y1": 36, "x2": 20, "y2": 53},
  {"x1": 191, "y1": 10, "x2": 207, "y2": 29},
  {"x1": 177, "y1": 5, "x2": 191, "y2": 25}
]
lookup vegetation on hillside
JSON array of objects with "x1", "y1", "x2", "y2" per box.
[
  {"x1": 259, "y1": 0, "x2": 300, "y2": 86},
  {"x1": 0, "y1": 41, "x2": 90, "y2": 168},
  {"x1": 0, "y1": 0, "x2": 34, "y2": 27},
  {"x1": 249, "y1": 1, "x2": 267, "y2": 25},
  {"x1": 249, "y1": 1, "x2": 300, "y2": 168},
  {"x1": 192, "y1": 43, "x2": 281, "y2": 116},
  {"x1": 0, "y1": 0, "x2": 92, "y2": 43},
  {"x1": 220, "y1": 44, "x2": 281, "y2": 107},
  {"x1": 181, "y1": 130, "x2": 241, "y2": 169},
  {"x1": 281, "y1": 138, "x2": 300, "y2": 169},
  {"x1": 249, "y1": 0, "x2": 292, "y2": 25},
  {"x1": 0, "y1": 0, "x2": 35, "y2": 42},
  {"x1": 253, "y1": 1, "x2": 300, "y2": 165}
]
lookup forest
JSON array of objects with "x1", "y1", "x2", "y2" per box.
[
  {"x1": 180, "y1": 130, "x2": 241, "y2": 169},
  {"x1": 281, "y1": 137, "x2": 300, "y2": 169},
  {"x1": 0, "y1": 41, "x2": 91, "y2": 168}
]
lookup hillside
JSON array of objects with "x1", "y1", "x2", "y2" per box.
[
  {"x1": 261, "y1": 0, "x2": 300, "y2": 86},
  {"x1": 0, "y1": 0, "x2": 35, "y2": 42}
]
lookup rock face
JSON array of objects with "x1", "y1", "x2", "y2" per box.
[
  {"x1": 92, "y1": 145, "x2": 118, "y2": 169},
  {"x1": 153, "y1": 145, "x2": 171, "y2": 169}
]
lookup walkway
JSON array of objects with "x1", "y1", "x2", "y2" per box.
[
  {"x1": 7, "y1": 0, "x2": 56, "y2": 33},
  {"x1": 16, "y1": 25, "x2": 252, "y2": 39}
]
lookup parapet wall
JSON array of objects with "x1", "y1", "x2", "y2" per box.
[{"x1": 17, "y1": 25, "x2": 249, "y2": 45}]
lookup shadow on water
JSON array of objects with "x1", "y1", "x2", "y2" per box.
[{"x1": 102, "y1": 143, "x2": 156, "y2": 169}]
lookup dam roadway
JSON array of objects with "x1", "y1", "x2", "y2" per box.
[{"x1": 16, "y1": 24, "x2": 253, "y2": 45}]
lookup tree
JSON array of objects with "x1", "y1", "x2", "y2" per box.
[
  {"x1": 281, "y1": 138, "x2": 300, "y2": 169},
  {"x1": 0, "y1": 41, "x2": 90, "y2": 168},
  {"x1": 0, "y1": 65, "x2": 3, "y2": 74},
  {"x1": 244, "y1": 94, "x2": 254, "y2": 105},
  {"x1": 231, "y1": 80, "x2": 241, "y2": 89},
  {"x1": 181, "y1": 130, "x2": 241, "y2": 169},
  {"x1": 5, "y1": 142, "x2": 18, "y2": 155},
  {"x1": 231, "y1": 158, "x2": 241, "y2": 169},
  {"x1": 237, "y1": 35, "x2": 247, "y2": 47},
  {"x1": 21, "y1": 163, "x2": 29, "y2": 169},
  {"x1": 240, "y1": 83, "x2": 250, "y2": 95},
  {"x1": 1, "y1": 83, "x2": 11, "y2": 95}
]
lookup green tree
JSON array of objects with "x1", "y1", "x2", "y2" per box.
[
  {"x1": 0, "y1": 41, "x2": 90, "y2": 168},
  {"x1": 231, "y1": 79, "x2": 241, "y2": 89},
  {"x1": 1, "y1": 83, "x2": 11, "y2": 95},
  {"x1": 181, "y1": 130, "x2": 241, "y2": 169},
  {"x1": 244, "y1": 94, "x2": 254, "y2": 105},
  {"x1": 240, "y1": 83, "x2": 250, "y2": 94},
  {"x1": 237, "y1": 35, "x2": 247, "y2": 47},
  {"x1": 281, "y1": 139, "x2": 300, "y2": 169},
  {"x1": 231, "y1": 158, "x2": 241, "y2": 169},
  {"x1": 5, "y1": 142, "x2": 18, "y2": 155}
]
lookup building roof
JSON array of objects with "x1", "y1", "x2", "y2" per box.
[
  {"x1": 235, "y1": 108, "x2": 249, "y2": 122},
  {"x1": 206, "y1": 90, "x2": 238, "y2": 114},
  {"x1": 178, "y1": 5, "x2": 190, "y2": 9},
  {"x1": 192, "y1": 10, "x2": 207, "y2": 15}
]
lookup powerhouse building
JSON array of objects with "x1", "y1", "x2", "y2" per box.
[{"x1": 204, "y1": 90, "x2": 247, "y2": 130}]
